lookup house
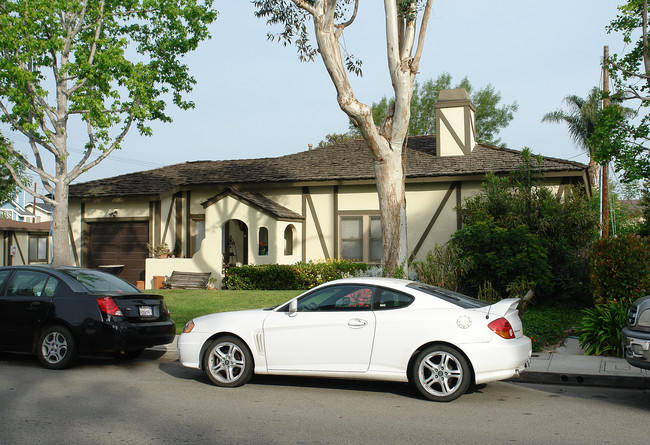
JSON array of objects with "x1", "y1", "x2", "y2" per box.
[
  {"x1": 0, "y1": 188, "x2": 52, "y2": 223},
  {"x1": 67, "y1": 89, "x2": 591, "y2": 288},
  {"x1": 0, "y1": 219, "x2": 52, "y2": 266}
]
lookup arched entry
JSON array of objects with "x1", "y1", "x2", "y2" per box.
[{"x1": 222, "y1": 219, "x2": 248, "y2": 266}]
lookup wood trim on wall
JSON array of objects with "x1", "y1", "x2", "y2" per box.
[
  {"x1": 409, "y1": 182, "x2": 459, "y2": 262},
  {"x1": 11, "y1": 232, "x2": 25, "y2": 264},
  {"x1": 304, "y1": 188, "x2": 330, "y2": 260},
  {"x1": 68, "y1": 217, "x2": 79, "y2": 266},
  {"x1": 184, "y1": 191, "x2": 191, "y2": 257},
  {"x1": 438, "y1": 112, "x2": 468, "y2": 155},
  {"x1": 161, "y1": 194, "x2": 176, "y2": 244},
  {"x1": 175, "y1": 192, "x2": 183, "y2": 254},
  {"x1": 333, "y1": 186, "x2": 339, "y2": 259}
]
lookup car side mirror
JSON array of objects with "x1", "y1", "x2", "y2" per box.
[{"x1": 289, "y1": 299, "x2": 297, "y2": 317}]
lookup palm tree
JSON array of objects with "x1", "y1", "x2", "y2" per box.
[{"x1": 542, "y1": 87, "x2": 602, "y2": 185}]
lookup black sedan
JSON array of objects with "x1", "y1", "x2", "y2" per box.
[{"x1": 0, "y1": 265, "x2": 175, "y2": 369}]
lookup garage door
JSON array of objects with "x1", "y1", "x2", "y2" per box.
[{"x1": 87, "y1": 221, "x2": 149, "y2": 285}]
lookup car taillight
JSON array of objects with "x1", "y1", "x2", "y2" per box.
[
  {"x1": 488, "y1": 317, "x2": 515, "y2": 339},
  {"x1": 96, "y1": 296, "x2": 124, "y2": 317}
]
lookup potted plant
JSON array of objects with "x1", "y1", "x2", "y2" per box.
[{"x1": 147, "y1": 243, "x2": 171, "y2": 259}]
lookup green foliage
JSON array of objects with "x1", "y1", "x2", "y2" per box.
[
  {"x1": 365, "y1": 73, "x2": 518, "y2": 146},
  {"x1": 0, "y1": 133, "x2": 29, "y2": 203},
  {"x1": 577, "y1": 301, "x2": 628, "y2": 357},
  {"x1": 521, "y1": 304, "x2": 584, "y2": 353},
  {"x1": 589, "y1": 185, "x2": 643, "y2": 236},
  {"x1": 589, "y1": 234, "x2": 650, "y2": 305},
  {"x1": 224, "y1": 260, "x2": 369, "y2": 290},
  {"x1": 542, "y1": 87, "x2": 603, "y2": 155},
  {"x1": 0, "y1": 0, "x2": 218, "y2": 148},
  {"x1": 590, "y1": 2, "x2": 650, "y2": 183},
  {"x1": 455, "y1": 148, "x2": 599, "y2": 301},
  {"x1": 410, "y1": 243, "x2": 471, "y2": 291},
  {"x1": 159, "y1": 289, "x2": 301, "y2": 334},
  {"x1": 637, "y1": 188, "x2": 650, "y2": 237},
  {"x1": 451, "y1": 221, "x2": 552, "y2": 298}
]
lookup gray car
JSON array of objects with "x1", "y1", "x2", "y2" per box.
[{"x1": 622, "y1": 296, "x2": 650, "y2": 370}]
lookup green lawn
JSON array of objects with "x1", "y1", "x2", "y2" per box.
[
  {"x1": 159, "y1": 289, "x2": 585, "y2": 350},
  {"x1": 157, "y1": 289, "x2": 302, "y2": 334}
]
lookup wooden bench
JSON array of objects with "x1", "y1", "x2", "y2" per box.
[{"x1": 163, "y1": 271, "x2": 211, "y2": 289}]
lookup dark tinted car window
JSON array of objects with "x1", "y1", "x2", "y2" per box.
[
  {"x1": 376, "y1": 288, "x2": 414, "y2": 310},
  {"x1": 407, "y1": 282, "x2": 489, "y2": 309},
  {"x1": 0, "y1": 270, "x2": 11, "y2": 290},
  {"x1": 297, "y1": 285, "x2": 374, "y2": 311},
  {"x1": 59, "y1": 269, "x2": 139, "y2": 293},
  {"x1": 6, "y1": 270, "x2": 58, "y2": 297}
]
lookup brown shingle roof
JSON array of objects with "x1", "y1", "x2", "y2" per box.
[
  {"x1": 69, "y1": 135, "x2": 587, "y2": 198},
  {"x1": 0, "y1": 219, "x2": 50, "y2": 231}
]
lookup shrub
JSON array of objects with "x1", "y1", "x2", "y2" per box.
[
  {"x1": 457, "y1": 148, "x2": 598, "y2": 302},
  {"x1": 576, "y1": 300, "x2": 628, "y2": 357},
  {"x1": 451, "y1": 221, "x2": 552, "y2": 298},
  {"x1": 224, "y1": 260, "x2": 369, "y2": 290},
  {"x1": 589, "y1": 234, "x2": 650, "y2": 305},
  {"x1": 411, "y1": 243, "x2": 471, "y2": 291}
]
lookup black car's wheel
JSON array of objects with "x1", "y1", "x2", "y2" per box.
[
  {"x1": 203, "y1": 336, "x2": 253, "y2": 387},
  {"x1": 412, "y1": 344, "x2": 470, "y2": 402},
  {"x1": 37, "y1": 325, "x2": 78, "y2": 370}
]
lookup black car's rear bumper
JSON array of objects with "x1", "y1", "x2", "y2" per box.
[{"x1": 76, "y1": 319, "x2": 176, "y2": 353}]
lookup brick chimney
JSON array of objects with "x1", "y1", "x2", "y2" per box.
[{"x1": 435, "y1": 88, "x2": 476, "y2": 156}]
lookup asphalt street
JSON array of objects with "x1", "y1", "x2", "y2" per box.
[{"x1": 0, "y1": 350, "x2": 648, "y2": 444}]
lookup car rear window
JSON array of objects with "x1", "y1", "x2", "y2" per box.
[
  {"x1": 407, "y1": 283, "x2": 489, "y2": 309},
  {"x1": 59, "y1": 269, "x2": 139, "y2": 293}
]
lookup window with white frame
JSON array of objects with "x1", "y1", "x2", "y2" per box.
[
  {"x1": 191, "y1": 218, "x2": 205, "y2": 255},
  {"x1": 29, "y1": 234, "x2": 48, "y2": 263},
  {"x1": 340, "y1": 215, "x2": 382, "y2": 263}
]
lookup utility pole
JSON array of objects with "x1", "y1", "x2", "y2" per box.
[{"x1": 602, "y1": 45, "x2": 610, "y2": 239}]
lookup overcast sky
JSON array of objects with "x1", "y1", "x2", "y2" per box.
[{"x1": 4, "y1": 1, "x2": 627, "y2": 188}]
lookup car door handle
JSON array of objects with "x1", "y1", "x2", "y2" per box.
[{"x1": 348, "y1": 318, "x2": 368, "y2": 329}]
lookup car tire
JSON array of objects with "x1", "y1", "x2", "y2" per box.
[
  {"x1": 412, "y1": 344, "x2": 470, "y2": 402},
  {"x1": 37, "y1": 325, "x2": 78, "y2": 370},
  {"x1": 203, "y1": 336, "x2": 253, "y2": 387}
]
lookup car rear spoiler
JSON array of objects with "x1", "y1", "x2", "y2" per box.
[{"x1": 482, "y1": 298, "x2": 520, "y2": 318}]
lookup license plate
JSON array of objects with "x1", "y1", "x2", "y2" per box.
[{"x1": 139, "y1": 306, "x2": 154, "y2": 317}]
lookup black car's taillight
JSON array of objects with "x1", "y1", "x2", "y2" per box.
[{"x1": 96, "y1": 296, "x2": 124, "y2": 317}]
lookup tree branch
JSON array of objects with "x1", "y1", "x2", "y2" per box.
[
  {"x1": 334, "y1": 0, "x2": 359, "y2": 39},
  {"x1": 411, "y1": 0, "x2": 434, "y2": 74}
]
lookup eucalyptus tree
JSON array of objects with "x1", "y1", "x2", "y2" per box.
[
  {"x1": 254, "y1": 0, "x2": 434, "y2": 275},
  {"x1": 0, "y1": 0, "x2": 217, "y2": 265}
]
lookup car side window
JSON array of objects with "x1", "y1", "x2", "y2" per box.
[
  {"x1": 0, "y1": 270, "x2": 11, "y2": 291},
  {"x1": 298, "y1": 285, "x2": 374, "y2": 312},
  {"x1": 6, "y1": 270, "x2": 58, "y2": 297},
  {"x1": 376, "y1": 288, "x2": 414, "y2": 310}
]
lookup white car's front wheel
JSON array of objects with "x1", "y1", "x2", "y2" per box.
[
  {"x1": 412, "y1": 345, "x2": 470, "y2": 402},
  {"x1": 203, "y1": 336, "x2": 253, "y2": 387}
]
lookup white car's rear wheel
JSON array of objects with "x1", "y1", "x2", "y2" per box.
[
  {"x1": 203, "y1": 336, "x2": 253, "y2": 387},
  {"x1": 412, "y1": 345, "x2": 470, "y2": 402}
]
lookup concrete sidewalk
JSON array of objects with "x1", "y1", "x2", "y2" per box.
[
  {"x1": 150, "y1": 337, "x2": 650, "y2": 390},
  {"x1": 511, "y1": 336, "x2": 650, "y2": 389}
]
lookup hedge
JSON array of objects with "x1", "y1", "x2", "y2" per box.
[{"x1": 223, "y1": 260, "x2": 370, "y2": 290}]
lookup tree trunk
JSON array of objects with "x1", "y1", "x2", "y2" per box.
[
  {"x1": 51, "y1": 180, "x2": 74, "y2": 266},
  {"x1": 372, "y1": 141, "x2": 408, "y2": 276}
]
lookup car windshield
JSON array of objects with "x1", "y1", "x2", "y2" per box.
[
  {"x1": 59, "y1": 269, "x2": 139, "y2": 293},
  {"x1": 407, "y1": 282, "x2": 489, "y2": 309}
]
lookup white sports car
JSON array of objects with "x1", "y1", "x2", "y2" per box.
[{"x1": 178, "y1": 277, "x2": 532, "y2": 402}]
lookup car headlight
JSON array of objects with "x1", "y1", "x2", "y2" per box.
[{"x1": 183, "y1": 320, "x2": 195, "y2": 333}]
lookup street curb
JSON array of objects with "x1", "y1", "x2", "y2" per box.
[{"x1": 508, "y1": 371, "x2": 650, "y2": 390}]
